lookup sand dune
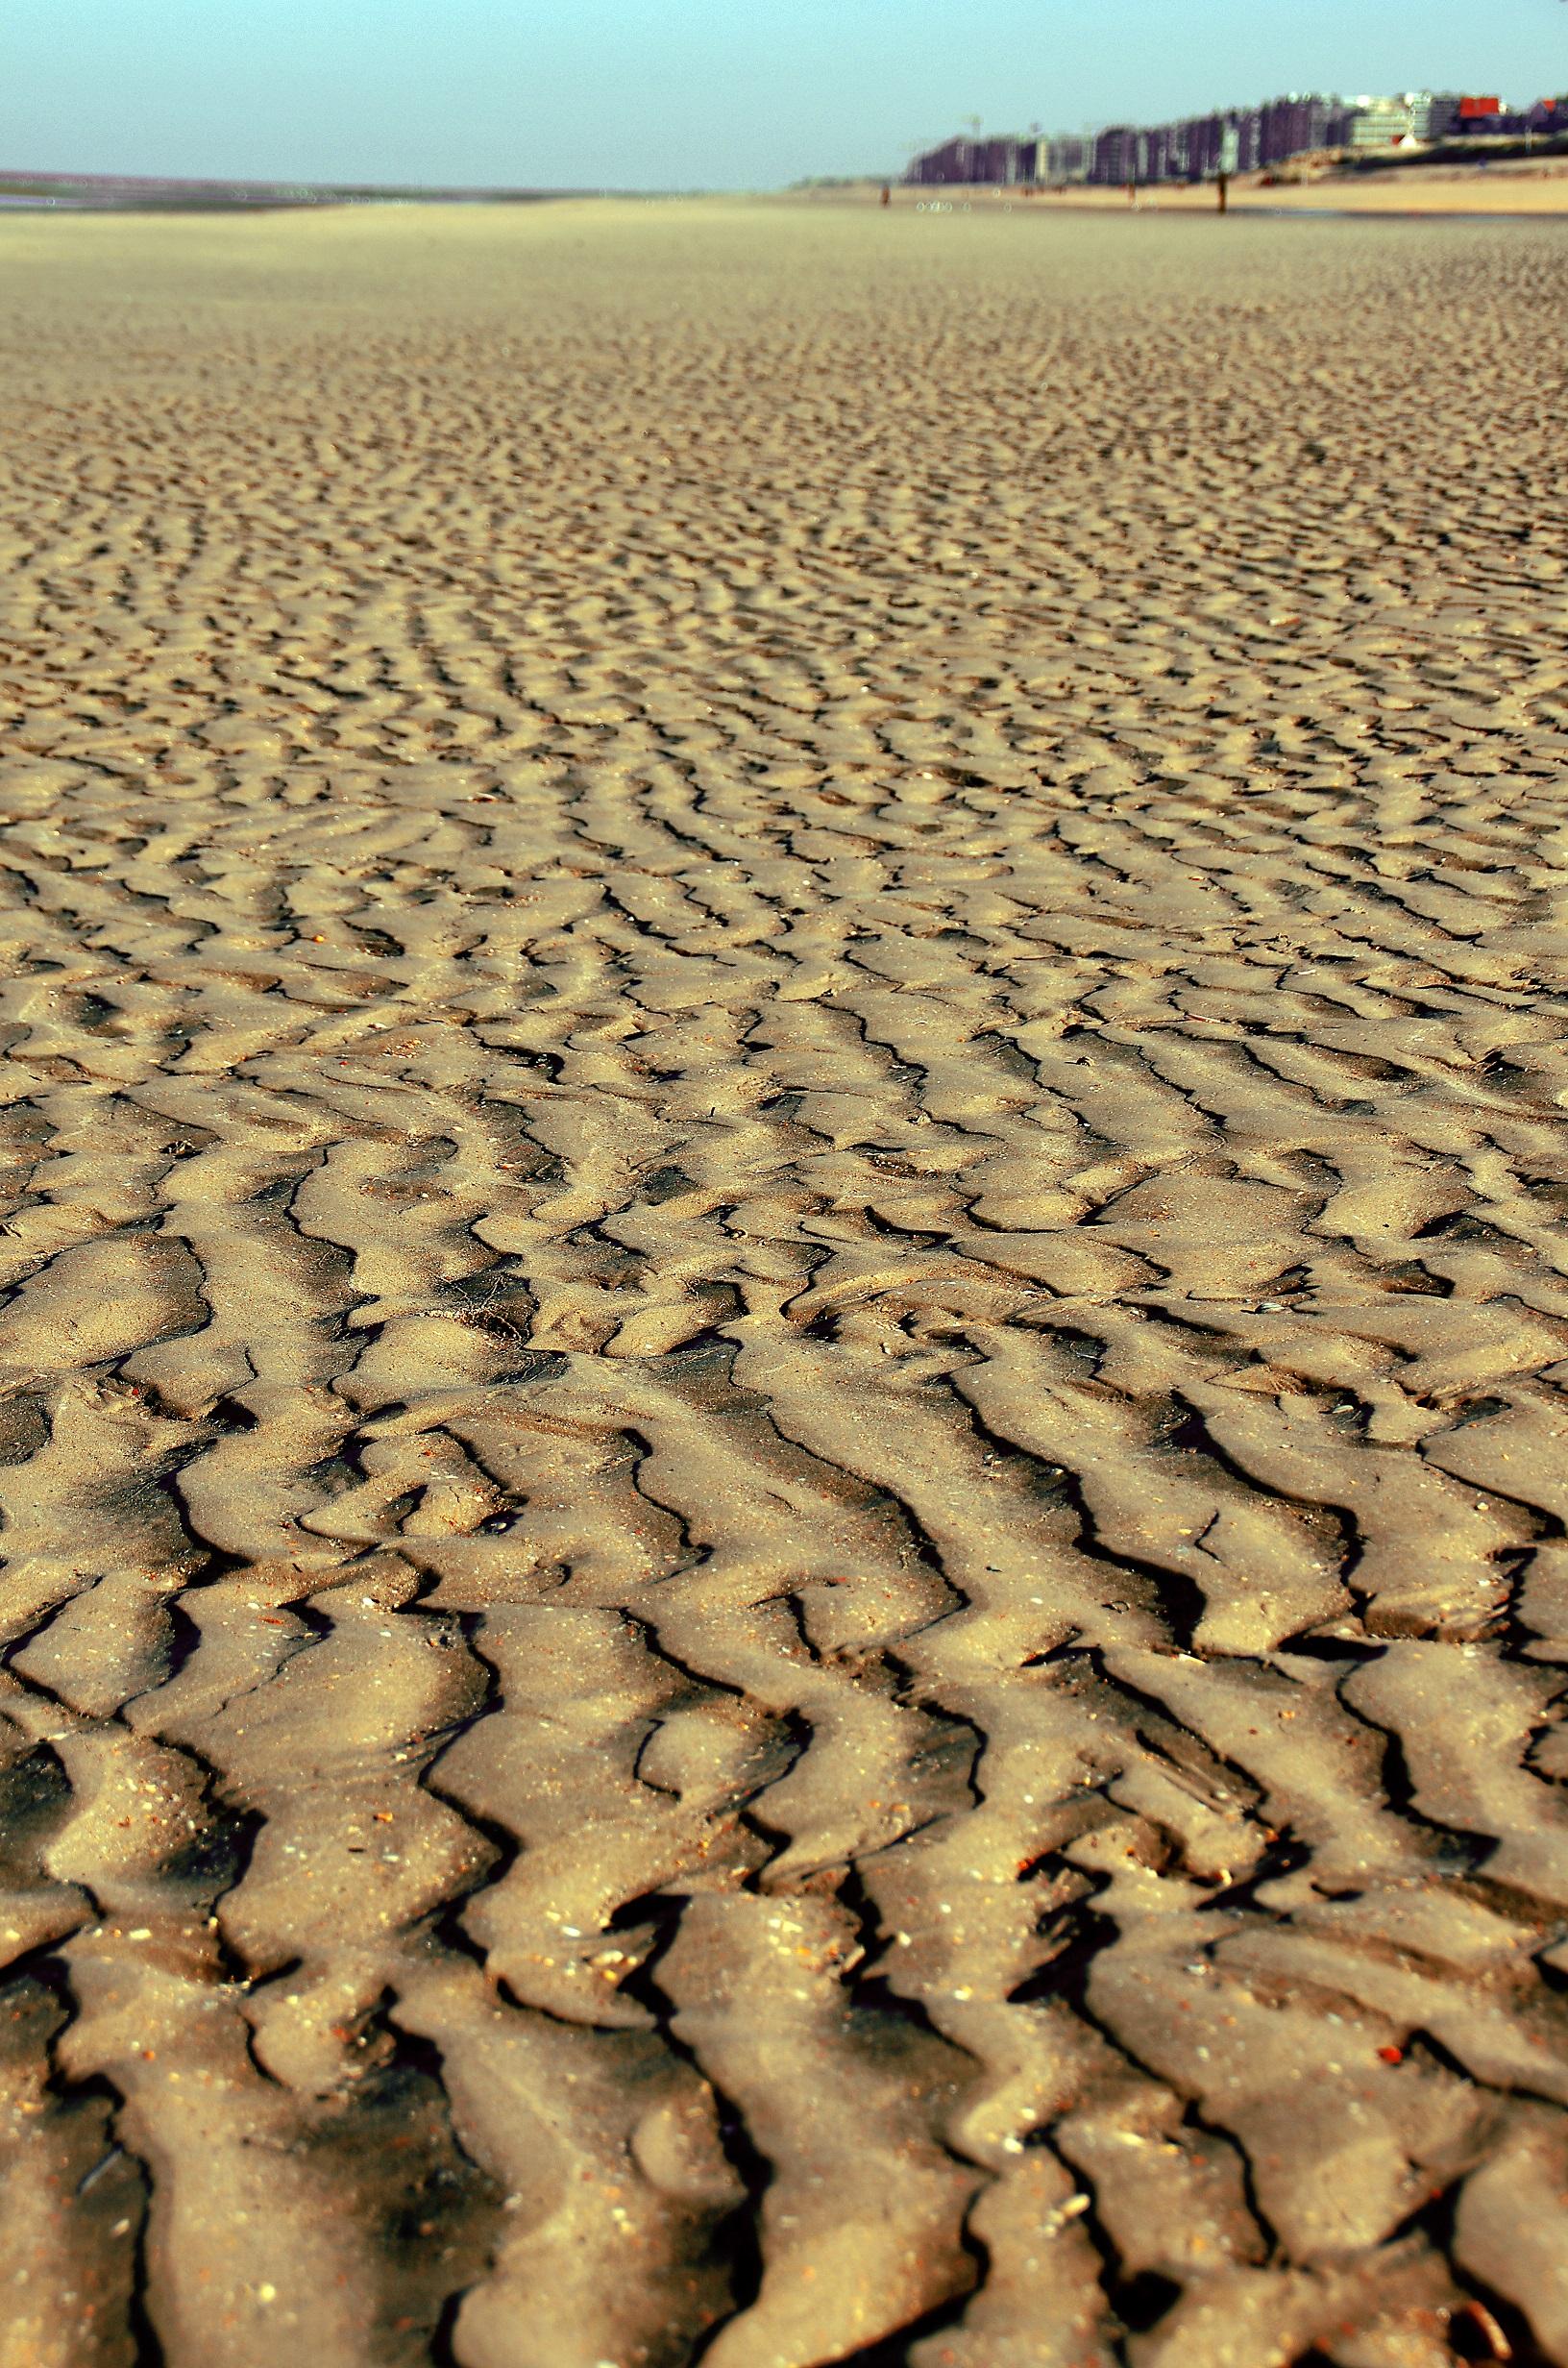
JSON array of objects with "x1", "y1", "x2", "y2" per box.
[{"x1": 0, "y1": 199, "x2": 1566, "y2": 2366}]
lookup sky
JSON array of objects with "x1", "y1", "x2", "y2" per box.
[{"x1": 7, "y1": 0, "x2": 1567, "y2": 190}]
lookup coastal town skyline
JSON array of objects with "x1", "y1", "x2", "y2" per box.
[
  {"x1": 906, "y1": 87, "x2": 1568, "y2": 191},
  {"x1": 6, "y1": 0, "x2": 1566, "y2": 190}
]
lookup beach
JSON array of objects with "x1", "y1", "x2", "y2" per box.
[
  {"x1": 1, "y1": 198, "x2": 1566, "y2": 2366},
  {"x1": 869, "y1": 161, "x2": 1568, "y2": 214}
]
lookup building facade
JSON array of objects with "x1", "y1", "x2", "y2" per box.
[
  {"x1": 1044, "y1": 135, "x2": 1090, "y2": 182},
  {"x1": 1409, "y1": 91, "x2": 1465, "y2": 140},
  {"x1": 1256, "y1": 93, "x2": 1348, "y2": 164},
  {"x1": 905, "y1": 134, "x2": 1037, "y2": 186},
  {"x1": 1341, "y1": 96, "x2": 1416, "y2": 150},
  {"x1": 905, "y1": 137, "x2": 979, "y2": 186}
]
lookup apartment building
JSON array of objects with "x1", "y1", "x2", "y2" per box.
[
  {"x1": 1256, "y1": 93, "x2": 1347, "y2": 163},
  {"x1": 905, "y1": 136, "x2": 979, "y2": 186},
  {"x1": 1044, "y1": 135, "x2": 1090, "y2": 182},
  {"x1": 1342, "y1": 95, "x2": 1416, "y2": 150},
  {"x1": 905, "y1": 134, "x2": 1029, "y2": 186}
]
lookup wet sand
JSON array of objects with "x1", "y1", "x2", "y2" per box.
[
  {"x1": 1, "y1": 199, "x2": 1566, "y2": 2366},
  {"x1": 882, "y1": 169, "x2": 1568, "y2": 215}
]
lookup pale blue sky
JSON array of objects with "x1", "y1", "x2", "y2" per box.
[{"x1": 7, "y1": 0, "x2": 1566, "y2": 190}]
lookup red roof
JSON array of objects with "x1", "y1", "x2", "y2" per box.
[{"x1": 1458, "y1": 96, "x2": 1503, "y2": 118}]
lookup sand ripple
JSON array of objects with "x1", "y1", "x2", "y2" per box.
[{"x1": 0, "y1": 201, "x2": 1565, "y2": 2365}]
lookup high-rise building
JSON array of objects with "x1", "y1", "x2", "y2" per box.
[
  {"x1": 1044, "y1": 136, "x2": 1090, "y2": 182},
  {"x1": 1256, "y1": 94, "x2": 1345, "y2": 165},
  {"x1": 904, "y1": 133, "x2": 1036, "y2": 186},
  {"x1": 971, "y1": 136, "x2": 1023, "y2": 185},
  {"x1": 1090, "y1": 127, "x2": 1141, "y2": 185},
  {"x1": 905, "y1": 137, "x2": 977, "y2": 185},
  {"x1": 1409, "y1": 91, "x2": 1465, "y2": 140},
  {"x1": 1342, "y1": 96, "x2": 1417, "y2": 150}
]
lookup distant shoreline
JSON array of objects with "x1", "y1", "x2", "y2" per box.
[
  {"x1": 0, "y1": 172, "x2": 606, "y2": 213},
  {"x1": 9, "y1": 167, "x2": 1568, "y2": 220},
  {"x1": 782, "y1": 170, "x2": 1568, "y2": 219}
]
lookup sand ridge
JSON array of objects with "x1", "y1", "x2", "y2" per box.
[{"x1": 0, "y1": 200, "x2": 1566, "y2": 2365}]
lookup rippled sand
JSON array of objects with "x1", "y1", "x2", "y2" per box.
[{"x1": 1, "y1": 200, "x2": 1566, "y2": 2367}]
